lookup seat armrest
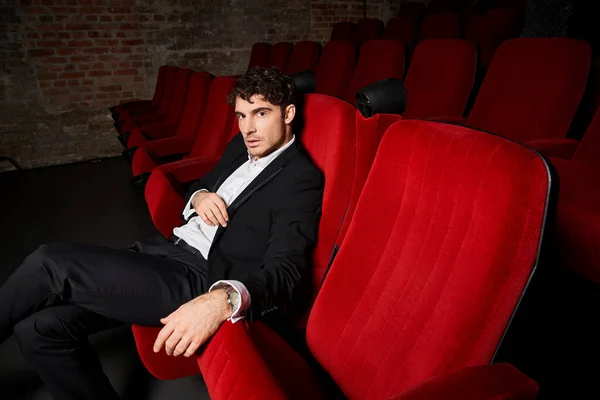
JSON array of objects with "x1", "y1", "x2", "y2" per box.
[
  {"x1": 139, "y1": 123, "x2": 178, "y2": 140},
  {"x1": 197, "y1": 321, "x2": 327, "y2": 400},
  {"x1": 389, "y1": 363, "x2": 539, "y2": 400},
  {"x1": 157, "y1": 156, "x2": 221, "y2": 183},
  {"x1": 525, "y1": 138, "x2": 579, "y2": 160}
]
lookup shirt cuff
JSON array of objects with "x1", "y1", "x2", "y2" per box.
[
  {"x1": 183, "y1": 189, "x2": 208, "y2": 220},
  {"x1": 209, "y1": 280, "x2": 251, "y2": 323}
]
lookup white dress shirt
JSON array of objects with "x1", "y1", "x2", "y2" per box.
[{"x1": 173, "y1": 135, "x2": 296, "y2": 322}]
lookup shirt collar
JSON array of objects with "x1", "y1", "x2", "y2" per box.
[{"x1": 248, "y1": 135, "x2": 296, "y2": 167}]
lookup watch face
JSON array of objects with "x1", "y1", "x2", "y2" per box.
[{"x1": 229, "y1": 290, "x2": 241, "y2": 310}]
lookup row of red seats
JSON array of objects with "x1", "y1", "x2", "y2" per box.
[{"x1": 127, "y1": 93, "x2": 547, "y2": 399}]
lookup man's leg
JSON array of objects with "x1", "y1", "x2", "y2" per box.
[{"x1": 13, "y1": 304, "x2": 123, "y2": 400}]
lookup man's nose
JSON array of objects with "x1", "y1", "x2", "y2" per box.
[{"x1": 242, "y1": 118, "x2": 256, "y2": 135}]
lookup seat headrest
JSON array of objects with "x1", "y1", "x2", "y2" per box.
[
  {"x1": 290, "y1": 70, "x2": 316, "y2": 94},
  {"x1": 355, "y1": 78, "x2": 406, "y2": 118}
]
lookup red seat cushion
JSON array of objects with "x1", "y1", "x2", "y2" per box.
[{"x1": 418, "y1": 13, "x2": 461, "y2": 42}]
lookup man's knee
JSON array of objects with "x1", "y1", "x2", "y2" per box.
[{"x1": 13, "y1": 312, "x2": 68, "y2": 359}]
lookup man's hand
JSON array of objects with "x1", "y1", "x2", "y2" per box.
[
  {"x1": 153, "y1": 290, "x2": 231, "y2": 357},
  {"x1": 192, "y1": 191, "x2": 229, "y2": 227}
]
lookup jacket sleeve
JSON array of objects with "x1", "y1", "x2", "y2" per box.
[
  {"x1": 182, "y1": 133, "x2": 245, "y2": 207},
  {"x1": 239, "y1": 164, "x2": 324, "y2": 321}
]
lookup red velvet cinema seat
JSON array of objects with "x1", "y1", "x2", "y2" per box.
[
  {"x1": 125, "y1": 71, "x2": 213, "y2": 149},
  {"x1": 247, "y1": 42, "x2": 271, "y2": 70},
  {"x1": 345, "y1": 40, "x2": 406, "y2": 106},
  {"x1": 440, "y1": 38, "x2": 591, "y2": 144},
  {"x1": 193, "y1": 119, "x2": 548, "y2": 399},
  {"x1": 548, "y1": 109, "x2": 600, "y2": 284},
  {"x1": 118, "y1": 68, "x2": 192, "y2": 138},
  {"x1": 402, "y1": 39, "x2": 477, "y2": 119},
  {"x1": 353, "y1": 18, "x2": 384, "y2": 46},
  {"x1": 266, "y1": 42, "x2": 293, "y2": 71},
  {"x1": 417, "y1": 12, "x2": 461, "y2": 42},
  {"x1": 314, "y1": 40, "x2": 357, "y2": 99},
  {"x1": 115, "y1": 66, "x2": 178, "y2": 126},
  {"x1": 130, "y1": 76, "x2": 237, "y2": 181},
  {"x1": 132, "y1": 94, "x2": 358, "y2": 379},
  {"x1": 110, "y1": 64, "x2": 169, "y2": 117},
  {"x1": 330, "y1": 21, "x2": 356, "y2": 41},
  {"x1": 383, "y1": 16, "x2": 420, "y2": 52},
  {"x1": 285, "y1": 41, "x2": 321, "y2": 75}
]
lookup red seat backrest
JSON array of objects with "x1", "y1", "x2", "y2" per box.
[
  {"x1": 247, "y1": 42, "x2": 271, "y2": 70},
  {"x1": 464, "y1": 7, "x2": 521, "y2": 67},
  {"x1": 467, "y1": 38, "x2": 591, "y2": 143},
  {"x1": 174, "y1": 72, "x2": 214, "y2": 138},
  {"x1": 307, "y1": 120, "x2": 550, "y2": 399},
  {"x1": 330, "y1": 21, "x2": 356, "y2": 41},
  {"x1": 298, "y1": 94, "x2": 357, "y2": 306},
  {"x1": 403, "y1": 39, "x2": 477, "y2": 119},
  {"x1": 418, "y1": 13, "x2": 461, "y2": 42},
  {"x1": 383, "y1": 16, "x2": 419, "y2": 51},
  {"x1": 345, "y1": 40, "x2": 406, "y2": 105},
  {"x1": 189, "y1": 76, "x2": 238, "y2": 158},
  {"x1": 315, "y1": 41, "x2": 356, "y2": 99},
  {"x1": 163, "y1": 68, "x2": 193, "y2": 125},
  {"x1": 353, "y1": 18, "x2": 384, "y2": 46},
  {"x1": 573, "y1": 107, "x2": 600, "y2": 166},
  {"x1": 285, "y1": 41, "x2": 322, "y2": 74},
  {"x1": 151, "y1": 65, "x2": 169, "y2": 108},
  {"x1": 155, "y1": 66, "x2": 179, "y2": 115},
  {"x1": 266, "y1": 42, "x2": 293, "y2": 72}
]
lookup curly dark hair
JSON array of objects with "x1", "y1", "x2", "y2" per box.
[{"x1": 227, "y1": 67, "x2": 295, "y2": 112}]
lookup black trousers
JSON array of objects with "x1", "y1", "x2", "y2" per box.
[{"x1": 0, "y1": 234, "x2": 207, "y2": 400}]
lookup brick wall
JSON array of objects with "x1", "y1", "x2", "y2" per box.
[{"x1": 0, "y1": 0, "x2": 400, "y2": 172}]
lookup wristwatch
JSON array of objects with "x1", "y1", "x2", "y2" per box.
[{"x1": 221, "y1": 286, "x2": 240, "y2": 315}]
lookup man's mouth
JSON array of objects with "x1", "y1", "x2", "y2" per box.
[{"x1": 246, "y1": 138, "x2": 261, "y2": 148}]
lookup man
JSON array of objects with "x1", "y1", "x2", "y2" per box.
[{"x1": 0, "y1": 67, "x2": 324, "y2": 399}]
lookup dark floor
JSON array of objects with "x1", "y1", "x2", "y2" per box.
[{"x1": 0, "y1": 157, "x2": 209, "y2": 399}]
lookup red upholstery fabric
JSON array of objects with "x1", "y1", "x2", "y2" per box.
[
  {"x1": 266, "y1": 42, "x2": 293, "y2": 72},
  {"x1": 247, "y1": 42, "x2": 271, "y2": 70},
  {"x1": 132, "y1": 76, "x2": 236, "y2": 178},
  {"x1": 390, "y1": 364, "x2": 539, "y2": 400},
  {"x1": 307, "y1": 120, "x2": 549, "y2": 399},
  {"x1": 330, "y1": 21, "x2": 356, "y2": 41},
  {"x1": 353, "y1": 18, "x2": 384, "y2": 46},
  {"x1": 118, "y1": 66, "x2": 178, "y2": 122},
  {"x1": 524, "y1": 138, "x2": 579, "y2": 160},
  {"x1": 464, "y1": 8, "x2": 521, "y2": 67},
  {"x1": 336, "y1": 113, "x2": 403, "y2": 245},
  {"x1": 121, "y1": 68, "x2": 191, "y2": 135},
  {"x1": 345, "y1": 40, "x2": 406, "y2": 105},
  {"x1": 285, "y1": 41, "x2": 321, "y2": 74},
  {"x1": 315, "y1": 41, "x2": 356, "y2": 99},
  {"x1": 383, "y1": 16, "x2": 419, "y2": 51},
  {"x1": 403, "y1": 39, "x2": 477, "y2": 119},
  {"x1": 418, "y1": 13, "x2": 461, "y2": 42},
  {"x1": 113, "y1": 65, "x2": 168, "y2": 114},
  {"x1": 127, "y1": 66, "x2": 212, "y2": 150},
  {"x1": 466, "y1": 38, "x2": 591, "y2": 143}
]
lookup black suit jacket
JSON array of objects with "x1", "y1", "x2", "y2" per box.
[{"x1": 183, "y1": 133, "x2": 324, "y2": 321}]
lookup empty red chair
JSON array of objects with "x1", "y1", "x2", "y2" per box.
[
  {"x1": 115, "y1": 66, "x2": 178, "y2": 124},
  {"x1": 285, "y1": 41, "x2": 321, "y2": 74},
  {"x1": 131, "y1": 76, "x2": 237, "y2": 178},
  {"x1": 194, "y1": 119, "x2": 548, "y2": 400},
  {"x1": 118, "y1": 68, "x2": 190, "y2": 136},
  {"x1": 266, "y1": 42, "x2": 293, "y2": 71},
  {"x1": 345, "y1": 40, "x2": 406, "y2": 105},
  {"x1": 383, "y1": 16, "x2": 420, "y2": 51},
  {"x1": 418, "y1": 12, "x2": 462, "y2": 42},
  {"x1": 132, "y1": 94, "x2": 358, "y2": 378},
  {"x1": 465, "y1": 7, "x2": 522, "y2": 67},
  {"x1": 330, "y1": 21, "x2": 356, "y2": 41},
  {"x1": 110, "y1": 65, "x2": 169, "y2": 116},
  {"x1": 315, "y1": 41, "x2": 356, "y2": 99},
  {"x1": 126, "y1": 72, "x2": 213, "y2": 149},
  {"x1": 353, "y1": 18, "x2": 384, "y2": 46},
  {"x1": 247, "y1": 42, "x2": 271, "y2": 70},
  {"x1": 403, "y1": 39, "x2": 477, "y2": 119},
  {"x1": 453, "y1": 38, "x2": 590, "y2": 144}
]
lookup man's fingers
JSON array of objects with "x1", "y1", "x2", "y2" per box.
[
  {"x1": 206, "y1": 209, "x2": 221, "y2": 226},
  {"x1": 213, "y1": 198, "x2": 229, "y2": 223},
  {"x1": 184, "y1": 340, "x2": 201, "y2": 357},
  {"x1": 164, "y1": 331, "x2": 183, "y2": 356},
  {"x1": 209, "y1": 202, "x2": 228, "y2": 227},
  {"x1": 173, "y1": 337, "x2": 190, "y2": 357},
  {"x1": 153, "y1": 324, "x2": 174, "y2": 353}
]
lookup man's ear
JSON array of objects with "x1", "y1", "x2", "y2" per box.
[{"x1": 284, "y1": 104, "x2": 296, "y2": 125}]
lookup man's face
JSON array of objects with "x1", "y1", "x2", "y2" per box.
[{"x1": 235, "y1": 94, "x2": 294, "y2": 158}]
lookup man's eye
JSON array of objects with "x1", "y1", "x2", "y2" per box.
[
  {"x1": 236, "y1": 114, "x2": 244, "y2": 120},
  {"x1": 257, "y1": 111, "x2": 266, "y2": 117}
]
